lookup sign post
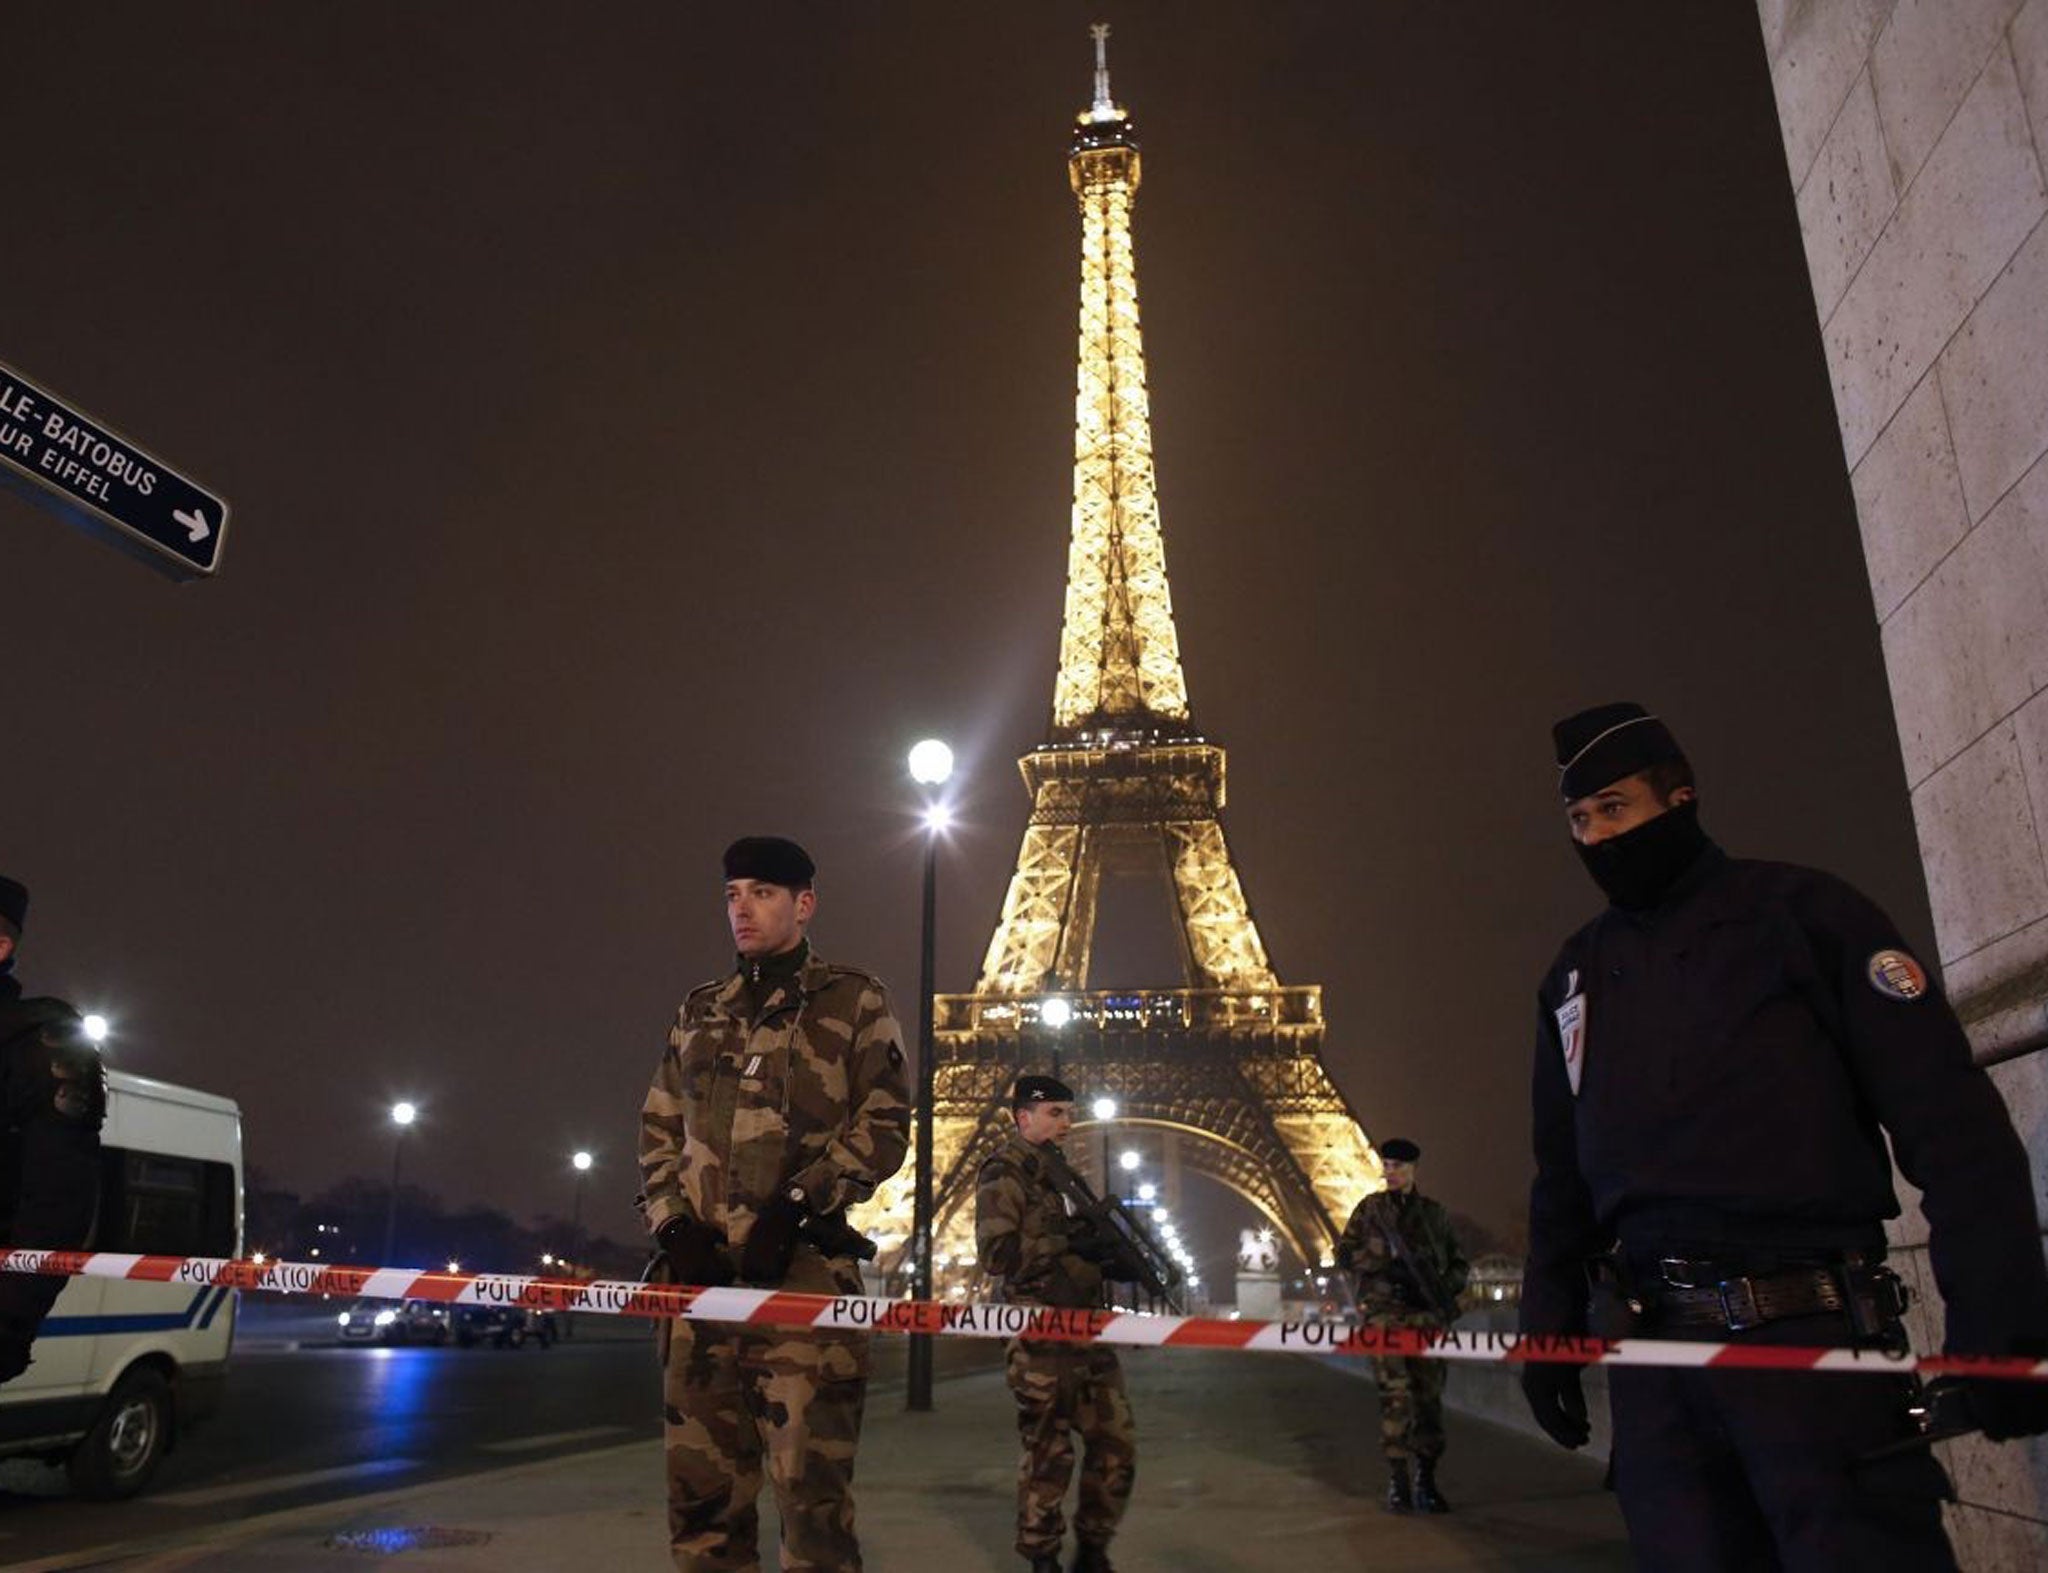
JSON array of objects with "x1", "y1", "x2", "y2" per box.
[{"x1": 0, "y1": 358, "x2": 229, "y2": 579}]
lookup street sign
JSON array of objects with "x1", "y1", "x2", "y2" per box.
[{"x1": 0, "y1": 358, "x2": 229, "y2": 579}]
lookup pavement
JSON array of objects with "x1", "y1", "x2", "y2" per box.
[{"x1": 6, "y1": 1336, "x2": 1631, "y2": 1572}]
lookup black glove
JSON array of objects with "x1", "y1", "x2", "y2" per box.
[
  {"x1": 1960, "y1": 1377, "x2": 2048, "y2": 1441},
  {"x1": 0, "y1": 1331, "x2": 33, "y2": 1386},
  {"x1": 1521, "y1": 1363, "x2": 1591, "y2": 1449},
  {"x1": 1065, "y1": 1225, "x2": 1125, "y2": 1269},
  {"x1": 739, "y1": 1191, "x2": 808, "y2": 1285},
  {"x1": 658, "y1": 1215, "x2": 735, "y2": 1289}
]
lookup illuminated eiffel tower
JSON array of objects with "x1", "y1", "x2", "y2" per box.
[{"x1": 857, "y1": 27, "x2": 1381, "y2": 1280}]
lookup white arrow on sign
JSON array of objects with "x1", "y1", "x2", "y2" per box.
[{"x1": 173, "y1": 507, "x2": 210, "y2": 543}]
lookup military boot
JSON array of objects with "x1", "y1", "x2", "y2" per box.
[
  {"x1": 1384, "y1": 1459, "x2": 1414, "y2": 1513},
  {"x1": 1412, "y1": 1457, "x2": 1452, "y2": 1514},
  {"x1": 1069, "y1": 1543, "x2": 1115, "y2": 1573}
]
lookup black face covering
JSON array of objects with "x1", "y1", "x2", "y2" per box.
[{"x1": 1574, "y1": 799, "x2": 1707, "y2": 911}]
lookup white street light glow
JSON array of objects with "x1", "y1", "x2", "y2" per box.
[
  {"x1": 1119, "y1": 1150, "x2": 1140, "y2": 1172},
  {"x1": 1043, "y1": 998, "x2": 1075, "y2": 1029},
  {"x1": 80, "y1": 1014, "x2": 109, "y2": 1043},
  {"x1": 572, "y1": 1150, "x2": 593, "y2": 1171},
  {"x1": 1091, "y1": 1095, "x2": 1117, "y2": 1121},
  {"x1": 391, "y1": 1102, "x2": 418, "y2": 1127},
  {"x1": 907, "y1": 738, "x2": 955, "y2": 786}
]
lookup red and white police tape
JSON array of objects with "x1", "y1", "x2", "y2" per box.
[{"x1": 6, "y1": 1248, "x2": 2045, "y2": 1380}]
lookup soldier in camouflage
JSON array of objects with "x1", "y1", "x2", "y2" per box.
[
  {"x1": 975, "y1": 1074, "x2": 1135, "y2": 1573},
  {"x1": 638, "y1": 838, "x2": 910, "y2": 1573},
  {"x1": 1335, "y1": 1137, "x2": 1468, "y2": 1515},
  {"x1": 0, "y1": 875, "x2": 107, "y2": 1387}
]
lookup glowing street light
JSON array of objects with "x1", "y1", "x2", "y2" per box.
[
  {"x1": 80, "y1": 1014, "x2": 109, "y2": 1044},
  {"x1": 1043, "y1": 997, "x2": 1075, "y2": 1029},
  {"x1": 908, "y1": 738, "x2": 955, "y2": 786},
  {"x1": 383, "y1": 1101, "x2": 418, "y2": 1264},
  {"x1": 569, "y1": 1149, "x2": 595, "y2": 1284},
  {"x1": 1119, "y1": 1150, "x2": 1141, "y2": 1173},
  {"x1": 907, "y1": 736, "x2": 956, "y2": 1413}
]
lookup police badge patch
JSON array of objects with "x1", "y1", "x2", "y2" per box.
[
  {"x1": 1867, "y1": 949, "x2": 1928, "y2": 1001},
  {"x1": 1554, "y1": 968, "x2": 1587, "y2": 1096}
]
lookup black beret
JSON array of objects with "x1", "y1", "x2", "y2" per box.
[
  {"x1": 1379, "y1": 1137, "x2": 1421, "y2": 1163},
  {"x1": 722, "y1": 836, "x2": 816, "y2": 889},
  {"x1": 1013, "y1": 1074, "x2": 1076, "y2": 1108},
  {"x1": 0, "y1": 875, "x2": 26, "y2": 933},
  {"x1": 1554, "y1": 702, "x2": 1688, "y2": 800}
]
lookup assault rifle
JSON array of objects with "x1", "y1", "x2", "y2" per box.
[
  {"x1": 1364, "y1": 1193, "x2": 1461, "y2": 1323},
  {"x1": 1037, "y1": 1141, "x2": 1185, "y2": 1312}
]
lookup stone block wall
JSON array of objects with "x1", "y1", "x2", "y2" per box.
[{"x1": 1755, "y1": 2, "x2": 2048, "y2": 1562}]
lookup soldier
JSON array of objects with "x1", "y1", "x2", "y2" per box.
[
  {"x1": 975, "y1": 1075, "x2": 1135, "y2": 1573},
  {"x1": 0, "y1": 874, "x2": 106, "y2": 1386},
  {"x1": 1520, "y1": 703, "x2": 2048, "y2": 1571},
  {"x1": 1334, "y1": 1137, "x2": 1467, "y2": 1514},
  {"x1": 639, "y1": 837, "x2": 910, "y2": 1573}
]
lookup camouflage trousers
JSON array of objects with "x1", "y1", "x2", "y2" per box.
[
  {"x1": 661, "y1": 1315, "x2": 871, "y2": 1572},
  {"x1": 1368, "y1": 1309, "x2": 1448, "y2": 1461},
  {"x1": 1005, "y1": 1337, "x2": 1136, "y2": 1559}
]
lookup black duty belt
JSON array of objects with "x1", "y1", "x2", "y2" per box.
[{"x1": 1653, "y1": 1260, "x2": 1847, "y2": 1334}]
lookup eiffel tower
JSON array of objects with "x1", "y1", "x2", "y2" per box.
[{"x1": 857, "y1": 27, "x2": 1381, "y2": 1283}]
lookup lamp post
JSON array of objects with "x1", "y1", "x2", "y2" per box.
[
  {"x1": 906, "y1": 737, "x2": 953, "y2": 1413},
  {"x1": 1091, "y1": 1096, "x2": 1118, "y2": 1198},
  {"x1": 383, "y1": 1101, "x2": 417, "y2": 1264},
  {"x1": 570, "y1": 1150, "x2": 593, "y2": 1265}
]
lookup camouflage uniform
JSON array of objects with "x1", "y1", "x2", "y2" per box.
[
  {"x1": 1336, "y1": 1190, "x2": 1468, "y2": 1461},
  {"x1": 975, "y1": 1131, "x2": 1136, "y2": 1564},
  {"x1": 640, "y1": 949, "x2": 910, "y2": 1573}
]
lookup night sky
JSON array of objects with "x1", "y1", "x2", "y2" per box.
[{"x1": 3, "y1": 4, "x2": 1925, "y2": 1256}]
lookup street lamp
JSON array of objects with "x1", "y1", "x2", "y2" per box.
[
  {"x1": 1091, "y1": 1097, "x2": 1117, "y2": 1196},
  {"x1": 80, "y1": 1014, "x2": 109, "y2": 1044},
  {"x1": 907, "y1": 737, "x2": 953, "y2": 1413},
  {"x1": 383, "y1": 1101, "x2": 417, "y2": 1265},
  {"x1": 570, "y1": 1150, "x2": 593, "y2": 1264}
]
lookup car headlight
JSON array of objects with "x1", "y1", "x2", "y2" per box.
[
  {"x1": 374, "y1": 1309, "x2": 398, "y2": 1326},
  {"x1": 338, "y1": 1312, "x2": 352, "y2": 1326}
]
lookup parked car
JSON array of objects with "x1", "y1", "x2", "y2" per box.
[
  {"x1": 336, "y1": 1299, "x2": 450, "y2": 1345},
  {"x1": 453, "y1": 1305, "x2": 556, "y2": 1349}
]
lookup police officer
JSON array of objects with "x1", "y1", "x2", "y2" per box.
[
  {"x1": 1519, "y1": 703, "x2": 2048, "y2": 1571},
  {"x1": 638, "y1": 837, "x2": 910, "y2": 1573},
  {"x1": 975, "y1": 1075, "x2": 1135, "y2": 1573},
  {"x1": 0, "y1": 875, "x2": 106, "y2": 1386},
  {"x1": 1334, "y1": 1137, "x2": 1467, "y2": 1514}
]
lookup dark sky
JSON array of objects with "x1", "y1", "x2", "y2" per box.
[{"x1": 3, "y1": 3, "x2": 1925, "y2": 1251}]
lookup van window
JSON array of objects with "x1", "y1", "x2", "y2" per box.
[{"x1": 97, "y1": 1146, "x2": 237, "y2": 1256}]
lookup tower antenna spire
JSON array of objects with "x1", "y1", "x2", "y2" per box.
[{"x1": 1090, "y1": 22, "x2": 1115, "y2": 119}]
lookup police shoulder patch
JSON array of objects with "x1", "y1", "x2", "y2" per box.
[{"x1": 1867, "y1": 948, "x2": 1929, "y2": 1001}]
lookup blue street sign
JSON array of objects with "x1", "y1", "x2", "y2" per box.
[{"x1": 0, "y1": 358, "x2": 229, "y2": 579}]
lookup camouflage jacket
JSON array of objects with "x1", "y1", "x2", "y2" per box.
[
  {"x1": 1335, "y1": 1189, "x2": 1469, "y2": 1318},
  {"x1": 975, "y1": 1132, "x2": 1105, "y2": 1310},
  {"x1": 637, "y1": 950, "x2": 909, "y2": 1250}
]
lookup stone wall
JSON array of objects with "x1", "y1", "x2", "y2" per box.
[{"x1": 1753, "y1": 2, "x2": 2048, "y2": 1563}]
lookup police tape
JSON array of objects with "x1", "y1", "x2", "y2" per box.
[{"x1": 5, "y1": 1248, "x2": 2045, "y2": 1380}]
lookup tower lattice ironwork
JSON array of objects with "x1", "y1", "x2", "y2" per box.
[{"x1": 855, "y1": 27, "x2": 1381, "y2": 1285}]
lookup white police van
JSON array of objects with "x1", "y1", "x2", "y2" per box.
[{"x1": 0, "y1": 1069, "x2": 241, "y2": 1497}]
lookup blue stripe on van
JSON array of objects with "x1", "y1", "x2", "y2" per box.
[
  {"x1": 197, "y1": 1285, "x2": 231, "y2": 1329},
  {"x1": 40, "y1": 1287, "x2": 213, "y2": 1339}
]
